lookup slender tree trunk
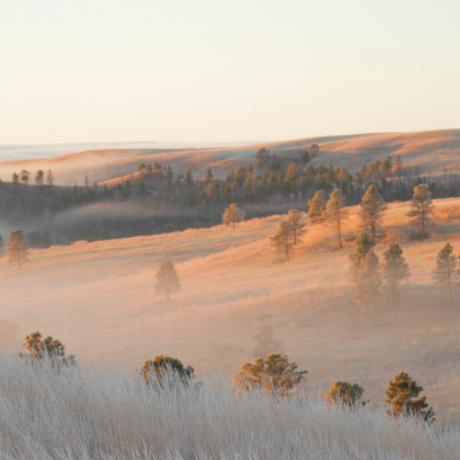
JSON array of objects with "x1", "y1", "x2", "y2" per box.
[{"x1": 336, "y1": 212, "x2": 343, "y2": 249}]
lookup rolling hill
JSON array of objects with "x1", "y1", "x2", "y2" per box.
[
  {"x1": 1, "y1": 196, "x2": 460, "y2": 420},
  {"x1": 1, "y1": 129, "x2": 459, "y2": 186}
]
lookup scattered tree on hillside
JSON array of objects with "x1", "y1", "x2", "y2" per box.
[
  {"x1": 433, "y1": 243, "x2": 456, "y2": 307},
  {"x1": 12, "y1": 172, "x2": 19, "y2": 184},
  {"x1": 253, "y1": 322, "x2": 283, "y2": 358},
  {"x1": 271, "y1": 221, "x2": 295, "y2": 261},
  {"x1": 382, "y1": 243, "x2": 410, "y2": 302},
  {"x1": 286, "y1": 209, "x2": 306, "y2": 245},
  {"x1": 46, "y1": 169, "x2": 55, "y2": 186},
  {"x1": 360, "y1": 184, "x2": 386, "y2": 240},
  {"x1": 19, "y1": 331, "x2": 76, "y2": 367},
  {"x1": 8, "y1": 230, "x2": 29, "y2": 268},
  {"x1": 35, "y1": 170, "x2": 44, "y2": 185},
  {"x1": 408, "y1": 184, "x2": 433, "y2": 240},
  {"x1": 141, "y1": 355, "x2": 195, "y2": 387},
  {"x1": 255, "y1": 147, "x2": 270, "y2": 169},
  {"x1": 349, "y1": 233, "x2": 381, "y2": 306},
  {"x1": 385, "y1": 371, "x2": 435, "y2": 424},
  {"x1": 222, "y1": 203, "x2": 246, "y2": 228},
  {"x1": 307, "y1": 190, "x2": 326, "y2": 224},
  {"x1": 325, "y1": 381, "x2": 366, "y2": 408},
  {"x1": 19, "y1": 170, "x2": 30, "y2": 185},
  {"x1": 155, "y1": 261, "x2": 181, "y2": 302},
  {"x1": 233, "y1": 353, "x2": 307, "y2": 397},
  {"x1": 324, "y1": 189, "x2": 347, "y2": 249}
]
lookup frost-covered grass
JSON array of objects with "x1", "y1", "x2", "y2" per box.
[{"x1": 0, "y1": 358, "x2": 457, "y2": 460}]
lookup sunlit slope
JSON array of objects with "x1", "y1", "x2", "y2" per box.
[
  {"x1": 1, "y1": 129, "x2": 459, "y2": 185},
  {"x1": 1, "y1": 198, "x2": 460, "y2": 418}
]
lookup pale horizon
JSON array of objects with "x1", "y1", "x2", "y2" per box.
[{"x1": 1, "y1": 0, "x2": 459, "y2": 145}]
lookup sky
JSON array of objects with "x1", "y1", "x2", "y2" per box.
[{"x1": 0, "y1": 0, "x2": 459, "y2": 145}]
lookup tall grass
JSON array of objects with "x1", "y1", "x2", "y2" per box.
[{"x1": 0, "y1": 357, "x2": 457, "y2": 460}]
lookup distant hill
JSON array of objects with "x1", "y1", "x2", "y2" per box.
[{"x1": 1, "y1": 129, "x2": 459, "y2": 186}]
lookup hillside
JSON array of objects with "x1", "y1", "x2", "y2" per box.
[
  {"x1": 1, "y1": 129, "x2": 459, "y2": 186},
  {"x1": 1, "y1": 197, "x2": 460, "y2": 420}
]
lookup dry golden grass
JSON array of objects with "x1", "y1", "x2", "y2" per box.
[{"x1": 2, "y1": 197, "x2": 460, "y2": 422}]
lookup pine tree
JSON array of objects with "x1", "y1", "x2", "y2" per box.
[
  {"x1": 233, "y1": 353, "x2": 307, "y2": 397},
  {"x1": 307, "y1": 190, "x2": 325, "y2": 224},
  {"x1": 385, "y1": 371, "x2": 435, "y2": 423},
  {"x1": 141, "y1": 355, "x2": 195, "y2": 387},
  {"x1": 155, "y1": 261, "x2": 181, "y2": 301},
  {"x1": 12, "y1": 172, "x2": 19, "y2": 184},
  {"x1": 324, "y1": 189, "x2": 347, "y2": 249},
  {"x1": 20, "y1": 331, "x2": 76, "y2": 367},
  {"x1": 408, "y1": 184, "x2": 433, "y2": 240},
  {"x1": 382, "y1": 243, "x2": 410, "y2": 301},
  {"x1": 325, "y1": 381, "x2": 366, "y2": 408},
  {"x1": 360, "y1": 184, "x2": 386, "y2": 240},
  {"x1": 35, "y1": 170, "x2": 44, "y2": 185},
  {"x1": 8, "y1": 230, "x2": 29, "y2": 268},
  {"x1": 286, "y1": 209, "x2": 306, "y2": 245},
  {"x1": 433, "y1": 243, "x2": 456, "y2": 306},
  {"x1": 271, "y1": 221, "x2": 295, "y2": 261},
  {"x1": 206, "y1": 168, "x2": 214, "y2": 182},
  {"x1": 349, "y1": 233, "x2": 381, "y2": 306},
  {"x1": 222, "y1": 203, "x2": 246, "y2": 228},
  {"x1": 46, "y1": 169, "x2": 55, "y2": 186}
]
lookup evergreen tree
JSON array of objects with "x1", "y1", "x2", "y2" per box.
[
  {"x1": 222, "y1": 203, "x2": 246, "y2": 228},
  {"x1": 155, "y1": 261, "x2": 181, "y2": 301},
  {"x1": 307, "y1": 190, "x2": 325, "y2": 224},
  {"x1": 12, "y1": 172, "x2": 19, "y2": 184},
  {"x1": 19, "y1": 170, "x2": 30, "y2": 185},
  {"x1": 233, "y1": 353, "x2": 307, "y2": 397},
  {"x1": 8, "y1": 230, "x2": 29, "y2": 268},
  {"x1": 141, "y1": 355, "x2": 195, "y2": 387},
  {"x1": 433, "y1": 243, "x2": 456, "y2": 306},
  {"x1": 382, "y1": 243, "x2": 410, "y2": 301},
  {"x1": 325, "y1": 381, "x2": 366, "y2": 408},
  {"x1": 349, "y1": 233, "x2": 381, "y2": 306},
  {"x1": 408, "y1": 184, "x2": 433, "y2": 239},
  {"x1": 20, "y1": 331, "x2": 76, "y2": 367},
  {"x1": 46, "y1": 169, "x2": 55, "y2": 186},
  {"x1": 286, "y1": 209, "x2": 306, "y2": 245},
  {"x1": 385, "y1": 371, "x2": 435, "y2": 423},
  {"x1": 206, "y1": 168, "x2": 214, "y2": 183},
  {"x1": 324, "y1": 189, "x2": 347, "y2": 249},
  {"x1": 35, "y1": 170, "x2": 44, "y2": 185},
  {"x1": 271, "y1": 221, "x2": 295, "y2": 261},
  {"x1": 360, "y1": 184, "x2": 386, "y2": 240}
]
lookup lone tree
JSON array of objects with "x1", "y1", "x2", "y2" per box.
[
  {"x1": 385, "y1": 371, "x2": 435, "y2": 424},
  {"x1": 324, "y1": 189, "x2": 347, "y2": 249},
  {"x1": 222, "y1": 203, "x2": 246, "y2": 228},
  {"x1": 360, "y1": 184, "x2": 386, "y2": 240},
  {"x1": 8, "y1": 230, "x2": 29, "y2": 268},
  {"x1": 20, "y1": 331, "x2": 76, "y2": 367},
  {"x1": 35, "y1": 170, "x2": 44, "y2": 185},
  {"x1": 141, "y1": 355, "x2": 195, "y2": 387},
  {"x1": 349, "y1": 233, "x2": 381, "y2": 306},
  {"x1": 382, "y1": 243, "x2": 410, "y2": 302},
  {"x1": 233, "y1": 353, "x2": 307, "y2": 398},
  {"x1": 325, "y1": 381, "x2": 366, "y2": 408},
  {"x1": 433, "y1": 243, "x2": 456, "y2": 306},
  {"x1": 271, "y1": 221, "x2": 295, "y2": 261},
  {"x1": 286, "y1": 209, "x2": 306, "y2": 245},
  {"x1": 307, "y1": 190, "x2": 325, "y2": 224},
  {"x1": 46, "y1": 169, "x2": 55, "y2": 186},
  {"x1": 408, "y1": 184, "x2": 433, "y2": 240},
  {"x1": 155, "y1": 261, "x2": 181, "y2": 301}
]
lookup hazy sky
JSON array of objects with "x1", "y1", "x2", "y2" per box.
[{"x1": 1, "y1": 0, "x2": 459, "y2": 144}]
